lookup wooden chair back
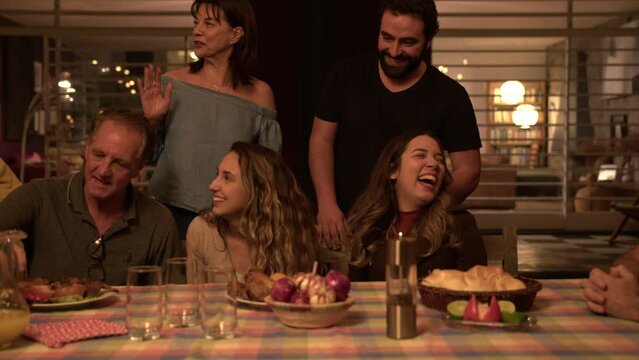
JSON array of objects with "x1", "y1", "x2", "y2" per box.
[{"x1": 481, "y1": 225, "x2": 518, "y2": 276}]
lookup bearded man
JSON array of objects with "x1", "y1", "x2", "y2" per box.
[{"x1": 309, "y1": 0, "x2": 482, "y2": 248}]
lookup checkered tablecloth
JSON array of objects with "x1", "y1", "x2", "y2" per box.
[{"x1": 2, "y1": 280, "x2": 638, "y2": 359}]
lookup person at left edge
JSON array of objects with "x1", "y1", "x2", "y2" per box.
[
  {"x1": 0, "y1": 157, "x2": 21, "y2": 202},
  {"x1": 0, "y1": 109, "x2": 181, "y2": 285}
]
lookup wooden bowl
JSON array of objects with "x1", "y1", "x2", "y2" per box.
[
  {"x1": 418, "y1": 277, "x2": 542, "y2": 312},
  {"x1": 264, "y1": 296, "x2": 355, "y2": 328}
]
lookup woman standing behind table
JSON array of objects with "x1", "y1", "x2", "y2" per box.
[
  {"x1": 137, "y1": 0, "x2": 281, "y2": 239},
  {"x1": 186, "y1": 142, "x2": 317, "y2": 281},
  {"x1": 347, "y1": 130, "x2": 486, "y2": 281}
]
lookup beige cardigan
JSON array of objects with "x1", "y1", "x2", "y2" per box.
[{"x1": 185, "y1": 216, "x2": 234, "y2": 283}]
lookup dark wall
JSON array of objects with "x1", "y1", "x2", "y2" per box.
[
  {"x1": 0, "y1": 35, "x2": 44, "y2": 163},
  {"x1": 1, "y1": 36, "x2": 42, "y2": 141},
  {"x1": 253, "y1": 0, "x2": 380, "y2": 195}
]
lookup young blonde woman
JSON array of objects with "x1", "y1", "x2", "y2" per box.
[
  {"x1": 186, "y1": 142, "x2": 316, "y2": 280},
  {"x1": 347, "y1": 129, "x2": 486, "y2": 281}
]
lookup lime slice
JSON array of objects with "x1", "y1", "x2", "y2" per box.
[
  {"x1": 501, "y1": 311, "x2": 528, "y2": 324},
  {"x1": 497, "y1": 300, "x2": 516, "y2": 313},
  {"x1": 446, "y1": 300, "x2": 468, "y2": 319}
]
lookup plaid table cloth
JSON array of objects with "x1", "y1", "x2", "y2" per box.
[{"x1": 2, "y1": 280, "x2": 638, "y2": 359}]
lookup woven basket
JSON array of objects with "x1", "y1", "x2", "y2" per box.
[{"x1": 418, "y1": 277, "x2": 542, "y2": 312}]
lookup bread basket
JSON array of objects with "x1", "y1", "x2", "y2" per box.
[{"x1": 418, "y1": 277, "x2": 542, "y2": 312}]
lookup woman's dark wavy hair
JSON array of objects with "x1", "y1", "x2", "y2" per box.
[
  {"x1": 188, "y1": 0, "x2": 258, "y2": 88},
  {"x1": 347, "y1": 129, "x2": 458, "y2": 267}
]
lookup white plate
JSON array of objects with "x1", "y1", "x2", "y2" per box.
[
  {"x1": 441, "y1": 313, "x2": 537, "y2": 331},
  {"x1": 30, "y1": 291, "x2": 118, "y2": 311},
  {"x1": 227, "y1": 294, "x2": 270, "y2": 310}
]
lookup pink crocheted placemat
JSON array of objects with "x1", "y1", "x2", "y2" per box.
[{"x1": 22, "y1": 319, "x2": 127, "y2": 348}]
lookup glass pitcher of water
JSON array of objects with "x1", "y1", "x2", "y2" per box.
[{"x1": 0, "y1": 229, "x2": 30, "y2": 349}]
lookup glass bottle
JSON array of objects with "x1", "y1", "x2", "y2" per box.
[{"x1": 0, "y1": 229, "x2": 30, "y2": 349}]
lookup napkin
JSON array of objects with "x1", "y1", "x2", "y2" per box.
[{"x1": 22, "y1": 319, "x2": 128, "y2": 348}]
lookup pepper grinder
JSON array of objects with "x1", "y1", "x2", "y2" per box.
[{"x1": 386, "y1": 233, "x2": 418, "y2": 339}]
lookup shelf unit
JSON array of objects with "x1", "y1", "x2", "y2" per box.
[{"x1": 486, "y1": 81, "x2": 546, "y2": 168}]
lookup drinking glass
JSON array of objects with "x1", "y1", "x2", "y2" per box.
[
  {"x1": 126, "y1": 266, "x2": 163, "y2": 341},
  {"x1": 164, "y1": 257, "x2": 198, "y2": 328},
  {"x1": 0, "y1": 230, "x2": 30, "y2": 349},
  {"x1": 198, "y1": 267, "x2": 237, "y2": 340}
]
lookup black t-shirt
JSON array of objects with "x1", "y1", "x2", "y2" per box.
[{"x1": 316, "y1": 54, "x2": 482, "y2": 212}]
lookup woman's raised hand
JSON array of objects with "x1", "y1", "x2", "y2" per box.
[{"x1": 137, "y1": 64, "x2": 172, "y2": 124}]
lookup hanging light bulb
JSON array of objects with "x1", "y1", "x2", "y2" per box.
[
  {"x1": 500, "y1": 80, "x2": 525, "y2": 105},
  {"x1": 512, "y1": 104, "x2": 539, "y2": 129},
  {"x1": 57, "y1": 80, "x2": 71, "y2": 88}
]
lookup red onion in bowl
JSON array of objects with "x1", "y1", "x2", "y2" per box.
[
  {"x1": 325, "y1": 270, "x2": 350, "y2": 301},
  {"x1": 271, "y1": 277, "x2": 296, "y2": 302},
  {"x1": 289, "y1": 291, "x2": 309, "y2": 305}
]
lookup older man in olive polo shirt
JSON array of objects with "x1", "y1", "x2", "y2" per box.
[{"x1": 0, "y1": 109, "x2": 181, "y2": 285}]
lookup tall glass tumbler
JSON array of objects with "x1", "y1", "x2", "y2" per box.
[
  {"x1": 164, "y1": 257, "x2": 198, "y2": 327},
  {"x1": 199, "y1": 267, "x2": 237, "y2": 339},
  {"x1": 126, "y1": 265, "x2": 163, "y2": 341}
]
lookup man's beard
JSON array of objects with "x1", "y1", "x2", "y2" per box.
[{"x1": 378, "y1": 50, "x2": 422, "y2": 79}]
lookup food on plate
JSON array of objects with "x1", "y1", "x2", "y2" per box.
[
  {"x1": 18, "y1": 277, "x2": 114, "y2": 304},
  {"x1": 446, "y1": 296, "x2": 527, "y2": 324},
  {"x1": 50, "y1": 278, "x2": 87, "y2": 303},
  {"x1": 235, "y1": 270, "x2": 291, "y2": 302},
  {"x1": 500, "y1": 310, "x2": 528, "y2": 324},
  {"x1": 463, "y1": 295, "x2": 501, "y2": 322},
  {"x1": 242, "y1": 271, "x2": 276, "y2": 302},
  {"x1": 271, "y1": 270, "x2": 351, "y2": 305},
  {"x1": 238, "y1": 269, "x2": 352, "y2": 305},
  {"x1": 421, "y1": 265, "x2": 526, "y2": 292},
  {"x1": 270, "y1": 272, "x2": 288, "y2": 281}
]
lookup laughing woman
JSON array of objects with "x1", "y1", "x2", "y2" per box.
[
  {"x1": 347, "y1": 130, "x2": 486, "y2": 281},
  {"x1": 186, "y1": 142, "x2": 316, "y2": 280},
  {"x1": 137, "y1": 0, "x2": 280, "y2": 239}
]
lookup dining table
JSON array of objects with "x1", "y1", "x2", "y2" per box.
[{"x1": 2, "y1": 279, "x2": 638, "y2": 359}]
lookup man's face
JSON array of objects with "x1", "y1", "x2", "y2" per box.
[
  {"x1": 377, "y1": 11, "x2": 427, "y2": 79},
  {"x1": 83, "y1": 120, "x2": 144, "y2": 203}
]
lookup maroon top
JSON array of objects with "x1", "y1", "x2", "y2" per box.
[
  {"x1": 349, "y1": 208, "x2": 487, "y2": 281},
  {"x1": 393, "y1": 210, "x2": 420, "y2": 236}
]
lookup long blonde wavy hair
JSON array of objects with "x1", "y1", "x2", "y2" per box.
[
  {"x1": 347, "y1": 130, "x2": 459, "y2": 267},
  {"x1": 202, "y1": 142, "x2": 317, "y2": 275}
]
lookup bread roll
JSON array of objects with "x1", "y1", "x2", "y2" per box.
[
  {"x1": 421, "y1": 265, "x2": 525, "y2": 291},
  {"x1": 244, "y1": 270, "x2": 275, "y2": 301}
]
